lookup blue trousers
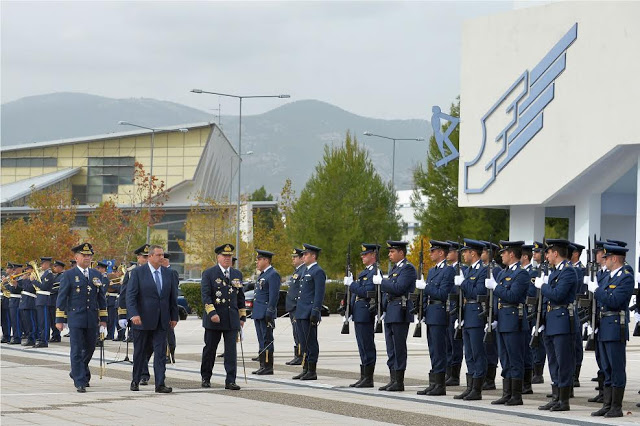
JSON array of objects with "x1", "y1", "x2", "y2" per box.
[
  {"x1": 20, "y1": 309, "x2": 36, "y2": 341},
  {"x1": 1, "y1": 300, "x2": 11, "y2": 339},
  {"x1": 497, "y1": 331, "x2": 525, "y2": 379},
  {"x1": 598, "y1": 339, "x2": 626, "y2": 388},
  {"x1": 531, "y1": 330, "x2": 547, "y2": 366},
  {"x1": 523, "y1": 324, "x2": 532, "y2": 369},
  {"x1": 48, "y1": 305, "x2": 60, "y2": 340},
  {"x1": 9, "y1": 306, "x2": 20, "y2": 340},
  {"x1": 69, "y1": 326, "x2": 98, "y2": 388},
  {"x1": 35, "y1": 305, "x2": 49, "y2": 342},
  {"x1": 463, "y1": 326, "x2": 487, "y2": 378},
  {"x1": 485, "y1": 337, "x2": 498, "y2": 366},
  {"x1": 446, "y1": 315, "x2": 464, "y2": 366},
  {"x1": 544, "y1": 333, "x2": 575, "y2": 388},
  {"x1": 107, "y1": 305, "x2": 117, "y2": 340},
  {"x1": 427, "y1": 324, "x2": 447, "y2": 374},
  {"x1": 384, "y1": 322, "x2": 409, "y2": 371},
  {"x1": 132, "y1": 327, "x2": 168, "y2": 387},
  {"x1": 574, "y1": 326, "x2": 583, "y2": 366},
  {"x1": 200, "y1": 328, "x2": 238, "y2": 384},
  {"x1": 354, "y1": 321, "x2": 376, "y2": 366},
  {"x1": 297, "y1": 319, "x2": 319, "y2": 363},
  {"x1": 254, "y1": 318, "x2": 274, "y2": 353},
  {"x1": 290, "y1": 315, "x2": 299, "y2": 348}
]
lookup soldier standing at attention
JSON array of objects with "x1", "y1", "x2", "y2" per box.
[
  {"x1": 251, "y1": 250, "x2": 281, "y2": 375},
  {"x1": 285, "y1": 248, "x2": 306, "y2": 366}
]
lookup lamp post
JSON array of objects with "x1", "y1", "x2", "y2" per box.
[
  {"x1": 363, "y1": 131, "x2": 424, "y2": 190},
  {"x1": 229, "y1": 151, "x2": 254, "y2": 227},
  {"x1": 191, "y1": 89, "x2": 290, "y2": 268},
  {"x1": 118, "y1": 121, "x2": 188, "y2": 243}
]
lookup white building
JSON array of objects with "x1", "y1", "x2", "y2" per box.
[
  {"x1": 459, "y1": 1, "x2": 640, "y2": 263},
  {"x1": 397, "y1": 189, "x2": 428, "y2": 242}
]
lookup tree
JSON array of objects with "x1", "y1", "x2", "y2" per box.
[
  {"x1": 1, "y1": 187, "x2": 80, "y2": 263},
  {"x1": 288, "y1": 132, "x2": 401, "y2": 277},
  {"x1": 406, "y1": 234, "x2": 436, "y2": 275},
  {"x1": 413, "y1": 98, "x2": 509, "y2": 242}
]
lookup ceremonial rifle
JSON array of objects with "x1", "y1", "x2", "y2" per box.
[
  {"x1": 530, "y1": 237, "x2": 547, "y2": 348},
  {"x1": 341, "y1": 243, "x2": 352, "y2": 335},
  {"x1": 412, "y1": 239, "x2": 424, "y2": 338},
  {"x1": 374, "y1": 243, "x2": 383, "y2": 334},
  {"x1": 483, "y1": 237, "x2": 495, "y2": 344},
  {"x1": 585, "y1": 233, "x2": 598, "y2": 351},
  {"x1": 453, "y1": 236, "x2": 464, "y2": 340}
]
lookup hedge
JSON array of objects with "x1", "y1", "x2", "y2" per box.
[{"x1": 180, "y1": 282, "x2": 203, "y2": 318}]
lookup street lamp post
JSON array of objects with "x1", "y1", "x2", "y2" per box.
[
  {"x1": 191, "y1": 89, "x2": 290, "y2": 268},
  {"x1": 362, "y1": 131, "x2": 424, "y2": 190},
  {"x1": 118, "y1": 121, "x2": 188, "y2": 243},
  {"x1": 229, "y1": 151, "x2": 253, "y2": 227}
]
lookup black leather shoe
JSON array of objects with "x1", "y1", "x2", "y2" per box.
[
  {"x1": 50, "y1": 337, "x2": 62, "y2": 343},
  {"x1": 225, "y1": 382, "x2": 241, "y2": 390},
  {"x1": 130, "y1": 381, "x2": 139, "y2": 391},
  {"x1": 201, "y1": 379, "x2": 211, "y2": 388},
  {"x1": 76, "y1": 386, "x2": 86, "y2": 393},
  {"x1": 85, "y1": 382, "x2": 90, "y2": 388},
  {"x1": 126, "y1": 335, "x2": 133, "y2": 342},
  {"x1": 155, "y1": 385, "x2": 173, "y2": 393},
  {"x1": 1, "y1": 338, "x2": 9, "y2": 343},
  {"x1": 251, "y1": 356, "x2": 259, "y2": 361},
  {"x1": 9, "y1": 338, "x2": 20, "y2": 344},
  {"x1": 33, "y1": 341, "x2": 48, "y2": 348},
  {"x1": 96, "y1": 340, "x2": 103, "y2": 348},
  {"x1": 140, "y1": 378, "x2": 149, "y2": 386}
]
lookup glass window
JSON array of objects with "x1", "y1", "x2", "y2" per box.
[
  {"x1": 16, "y1": 158, "x2": 30, "y2": 167},
  {"x1": 1, "y1": 158, "x2": 16, "y2": 167},
  {"x1": 43, "y1": 158, "x2": 57, "y2": 167},
  {"x1": 103, "y1": 175, "x2": 118, "y2": 185},
  {"x1": 31, "y1": 158, "x2": 44, "y2": 167}
]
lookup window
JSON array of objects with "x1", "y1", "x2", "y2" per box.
[
  {"x1": 85, "y1": 157, "x2": 134, "y2": 200},
  {"x1": 1, "y1": 157, "x2": 58, "y2": 167}
]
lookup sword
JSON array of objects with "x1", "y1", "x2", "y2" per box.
[
  {"x1": 256, "y1": 311, "x2": 292, "y2": 357},
  {"x1": 238, "y1": 330, "x2": 247, "y2": 384}
]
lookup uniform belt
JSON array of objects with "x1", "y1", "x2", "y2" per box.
[
  {"x1": 389, "y1": 296, "x2": 406, "y2": 302},
  {"x1": 428, "y1": 300, "x2": 443, "y2": 305},
  {"x1": 107, "y1": 293, "x2": 119, "y2": 297},
  {"x1": 36, "y1": 290, "x2": 51, "y2": 296},
  {"x1": 547, "y1": 303, "x2": 572, "y2": 311},
  {"x1": 21, "y1": 291, "x2": 37, "y2": 298},
  {"x1": 498, "y1": 303, "x2": 520, "y2": 309},
  {"x1": 10, "y1": 294, "x2": 22, "y2": 298},
  {"x1": 355, "y1": 296, "x2": 370, "y2": 301},
  {"x1": 600, "y1": 310, "x2": 625, "y2": 318}
]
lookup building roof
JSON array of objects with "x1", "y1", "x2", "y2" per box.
[
  {"x1": 0, "y1": 167, "x2": 81, "y2": 204},
  {"x1": 0, "y1": 122, "x2": 214, "y2": 153}
]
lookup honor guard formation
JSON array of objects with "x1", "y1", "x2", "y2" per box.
[{"x1": 2, "y1": 237, "x2": 639, "y2": 419}]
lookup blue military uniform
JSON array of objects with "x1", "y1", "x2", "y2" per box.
[
  {"x1": 105, "y1": 271, "x2": 122, "y2": 341},
  {"x1": 18, "y1": 268, "x2": 37, "y2": 346},
  {"x1": 293, "y1": 244, "x2": 326, "y2": 381},
  {"x1": 56, "y1": 243, "x2": 108, "y2": 392},
  {"x1": 348, "y1": 244, "x2": 378, "y2": 388},
  {"x1": 34, "y1": 261, "x2": 53, "y2": 347},
  {"x1": 200, "y1": 244, "x2": 246, "y2": 389},
  {"x1": 285, "y1": 248, "x2": 305, "y2": 365},
  {"x1": 569, "y1": 243, "x2": 586, "y2": 388},
  {"x1": 251, "y1": 250, "x2": 281, "y2": 375},
  {"x1": 445, "y1": 240, "x2": 467, "y2": 387},
  {"x1": 379, "y1": 240, "x2": 416, "y2": 393},
  {"x1": 48, "y1": 264, "x2": 64, "y2": 342},
  {"x1": 7, "y1": 265, "x2": 24, "y2": 344},
  {"x1": 527, "y1": 242, "x2": 547, "y2": 385},
  {"x1": 481, "y1": 241, "x2": 501, "y2": 391},
  {"x1": 1, "y1": 265, "x2": 15, "y2": 343},
  {"x1": 590, "y1": 243, "x2": 635, "y2": 418}
]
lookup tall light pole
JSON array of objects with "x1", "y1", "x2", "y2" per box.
[
  {"x1": 362, "y1": 131, "x2": 424, "y2": 190},
  {"x1": 191, "y1": 89, "x2": 290, "y2": 268},
  {"x1": 229, "y1": 151, "x2": 254, "y2": 227},
  {"x1": 118, "y1": 121, "x2": 188, "y2": 243}
]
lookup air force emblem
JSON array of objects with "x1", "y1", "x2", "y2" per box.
[
  {"x1": 431, "y1": 106, "x2": 460, "y2": 168},
  {"x1": 464, "y1": 23, "x2": 578, "y2": 194}
]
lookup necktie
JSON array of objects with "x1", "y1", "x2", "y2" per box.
[
  {"x1": 154, "y1": 270, "x2": 161, "y2": 295},
  {"x1": 83, "y1": 269, "x2": 89, "y2": 280}
]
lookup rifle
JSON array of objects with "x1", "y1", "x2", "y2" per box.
[
  {"x1": 530, "y1": 237, "x2": 547, "y2": 348},
  {"x1": 413, "y1": 239, "x2": 425, "y2": 338},
  {"x1": 374, "y1": 243, "x2": 383, "y2": 334},
  {"x1": 453, "y1": 236, "x2": 464, "y2": 340},
  {"x1": 579, "y1": 237, "x2": 593, "y2": 339},
  {"x1": 483, "y1": 236, "x2": 495, "y2": 344},
  {"x1": 341, "y1": 243, "x2": 352, "y2": 335},
  {"x1": 634, "y1": 245, "x2": 640, "y2": 337},
  {"x1": 585, "y1": 233, "x2": 598, "y2": 351}
]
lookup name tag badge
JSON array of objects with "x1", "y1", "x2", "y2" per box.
[{"x1": 75, "y1": 276, "x2": 80, "y2": 283}]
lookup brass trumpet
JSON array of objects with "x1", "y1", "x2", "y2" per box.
[{"x1": 27, "y1": 261, "x2": 44, "y2": 291}]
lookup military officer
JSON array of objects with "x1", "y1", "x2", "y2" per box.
[
  {"x1": 252, "y1": 249, "x2": 281, "y2": 375},
  {"x1": 345, "y1": 243, "x2": 378, "y2": 388},
  {"x1": 7, "y1": 263, "x2": 24, "y2": 344},
  {"x1": 519, "y1": 244, "x2": 535, "y2": 394},
  {"x1": 18, "y1": 263, "x2": 37, "y2": 346},
  {"x1": 292, "y1": 244, "x2": 326, "y2": 381},
  {"x1": 375, "y1": 240, "x2": 416, "y2": 392},
  {"x1": 94, "y1": 261, "x2": 110, "y2": 348},
  {"x1": 1, "y1": 264, "x2": 14, "y2": 343},
  {"x1": 485, "y1": 241, "x2": 529, "y2": 406},
  {"x1": 34, "y1": 258, "x2": 55, "y2": 347},
  {"x1": 200, "y1": 243, "x2": 245, "y2": 390},
  {"x1": 444, "y1": 240, "x2": 466, "y2": 386},
  {"x1": 48, "y1": 261, "x2": 65, "y2": 342},
  {"x1": 568, "y1": 243, "x2": 586, "y2": 390},
  {"x1": 285, "y1": 248, "x2": 306, "y2": 365},
  {"x1": 105, "y1": 262, "x2": 122, "y2": 341},
  {"x1": 56, "y1": 243, "x2": 108, "y2": 392},
  {"x1": 530, "y1": 242, "x2": 547, "y2": 384},
  {"x1": 415, "y1": 240, "x2": 453, "y2": 396},
  {"x1": 587, "y1": 243, "x2": 634, "y2": 418},
  {"x1": 481, "y1": 241, "x2": 501, "y2": 391},
  {"x1": 535, "y1": 239, "x2": 578, "y2": 412},
  {"x1": 588, "y1": 239, "x2": 608, "y2": 403},
  {"x1": 118, "y1": 244, "x2": 149, "y2": 345}
]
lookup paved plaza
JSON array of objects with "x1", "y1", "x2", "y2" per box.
[{"x1": 2, "y1": 315, "x2": 639, "y2": 425}]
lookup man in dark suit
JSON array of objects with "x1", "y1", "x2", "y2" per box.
[
  {"x1": 55, "y1": 243, "x2": 108, "y2": 392},
  {"x1": 200, "y1": 243, "x2": 246, "y2": 390},
  {"x1": 126, "y1": 245, "x2": 179, "y2": 393}
]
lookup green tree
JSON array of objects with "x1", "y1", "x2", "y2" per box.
[
  {"x1": 413, "y1": 98, "x2": 509, "y2": 242},
  {"x1": 288, "y1": 132, "x2": 401, "y2": 277}
]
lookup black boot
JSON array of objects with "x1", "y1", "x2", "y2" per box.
[
  {"x1": 531, "y1": 363, "x2": 545, "y2": 384},
  {"x1": 292, "y1": 363, "x2": 308, "y2": 380},
  {"x1": 445, "y1": 366, "x2": 452, "y2": 382},
  {"x1": 522, "y1": 369, "x2": 533, "y2": 394},
  {"x1": 492, "y1": 378, "x2": 512, "y2": 405},
  {"x1": 256, "y1": 349, "x2": 273, "y2": 375},
  {"x1": 290, "y1": 345, "x2": 303, "y2": 365},
  {"x1": 286, "y1": 346, "x2": 298, "y2": 365},
  {"x1": 591, "y1": 386, "x2": 612, "y2": 416},
  {"x1": 380, "y1": 369, "x2": 396, "y2": 391},
  {"x1": 550, "y1": 386, "x2": 570, "y2": 411},
  {"x1": 483, "y1": 365, "x2": 497, "y2": 390},
  {"x1": 588, "y1": 372, "x2": 605, "y2": 403},
  {"x1": 350, "y1": 365, "x2": 364, "y2": 387},
  {"x1": 445, "y1": 364, "x2": 461, "y2": 386},
  {"x1": 455, "y1": 373, "x2": 473, "y2": 399},
  {"x1": 300, "y1": 362, "x2": 317, "y2": 380},
  {"x1": 355, "y1": 364, "x2": 374, "y2": 388},
  {"x1": 417, "y1": 372, "x2": 435, "y2": 395},
  {"x1": 506, "y1": 378, "x2": 523, "y2": 406},
  {"x1": 426, "y1": 372, "x2": 446, "y2": 396},
  {"x1": 539, "y1": 385, "x2": 558, "y2": 410},
  {"x1": 573, "y1": 364, "x2": 581, "y2": 388},
  {"x1": 387, "y1": 370, "x2": 405, "y2": 392},
  {"x1": 604, "y1": 387, "x2": 624, "y2": 418},
  {"x1": 252, "y1": 351, "x2": 265, "y2": 374},
  {"x1": 464, "y1": 376, "x2": 484, "y2": 401}
]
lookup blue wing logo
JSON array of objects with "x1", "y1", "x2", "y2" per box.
[
  {"x1": 431, "y1": 106, "x2": 460, "y2": 168},
  {"x1": 464, "y1": 23, "x2": 578, "y2": 194}
]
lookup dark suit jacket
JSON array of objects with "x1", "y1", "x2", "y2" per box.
[
  {"x1": 126, "y1": 264, "x2": 178, "y2": 331},
  {"x1": 56, "y1": 267, "x2": 107, "y2": 328},
  {"x1": 201, "y1": 264, "x2": 245, "y2": 331}
]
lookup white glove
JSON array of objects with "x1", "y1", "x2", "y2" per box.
[
  {"x1": 636, "y1": 272, "x2": 640, "y2": 284},
  {"x1": 594, "y1": 327, "x2": 599, "y2": 334},
  {"x1": 454, "y1": 319, "x2": 464, "y2": 328},
  {"x1": 99, "y1": 325, "x2": 107, "y2": 335},
  {"x1": 416, "y1": 279, "x2": 427, "y2": 290},
  {"x1": 454, "y1": 274, "x2": 464, "y2": 286},
  {"x1": 343, "y1": 274, "x2": 353, "y2": 286},
  {"x1": 373, "y1": 270, "x2": 382, "y2": 285},
  {"x1": 492, "y1": 320, "x2": 498, "y2": 330},
  {"x1": 348, "y1": 315, "x2": 353, "y2": 322},
  {"x1": 531, "y1": 326, "x2": 536, "y2": 336},
  {"x1": 538, "y1": 325, "x2": 545, "y2": 333},
  {"x1": 583, "y1": 275, "x2": 590, "y2": 285},
  {"x1": 587, "y1": 324, "x2": 594, "y2": 336},
  {"x1": 118, "y1": 319, "x2": 128, "y2": 329},
  {"x1": 375, "y1": 313, "x2": 386, "y2": 323},
  {"x1": 587, "y1": 277, "x2": 599, "y2": 293},
  {"x1": 534, "y1": 276, "x2": 545, "y2": 289},
  {"x1": 543, "y1": 275, "x2": 549, "y2": 284},
  {"x1": 634, "y1": 312, "x2": 640, "y2": 322},
  {"x1": 485, "y1": 277, "x2": 497, "y2": 290}
]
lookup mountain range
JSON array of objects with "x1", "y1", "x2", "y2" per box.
[{"x1": 1, "y1": 93, "x2": 431, "y2": 195}]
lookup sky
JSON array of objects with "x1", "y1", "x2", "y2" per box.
[{"x1": 1, "y1": 1, "x2": 533, "y2": 120}]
